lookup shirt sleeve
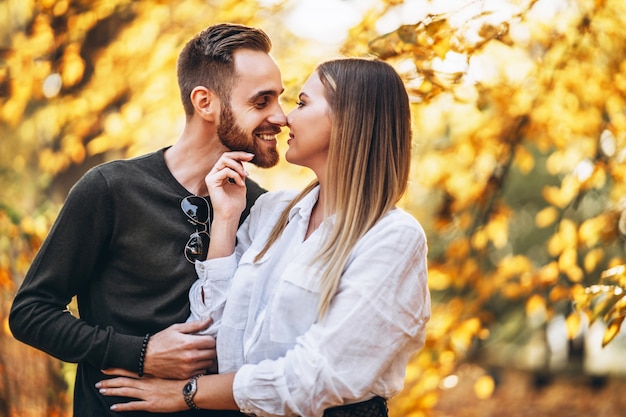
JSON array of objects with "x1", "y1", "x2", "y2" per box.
[
  {"x1": 188, "y1": 194, "x2": 263, "y2": 335},
  {"x1": 8, "y1": 168, "x2": 144, "y2": 371},
  {"x1": 188, "y1": 254, "x2": 238, "y2": 336},
  {"x1": 232, "y1": 211, "x2": 431, "y2": 417}
]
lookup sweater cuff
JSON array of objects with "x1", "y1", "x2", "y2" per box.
[{"x1": 103, "y1": 331, "x2": 144, "y2": 372}]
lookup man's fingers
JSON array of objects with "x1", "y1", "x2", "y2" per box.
[
  {"x1": 174, "y1": 317, "x2": 213, "y2": 335},
  {"x1": 192, "y1": 359, "x2": 215, "y2": 373}
]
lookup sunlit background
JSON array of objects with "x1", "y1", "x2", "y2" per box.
[{"x1": 2, "y1": 0, "x2": 626, "y2": 416}]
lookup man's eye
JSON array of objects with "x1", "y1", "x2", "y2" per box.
[{"x1": 254, "y1": 98, "x2": 269, "y2": 108}]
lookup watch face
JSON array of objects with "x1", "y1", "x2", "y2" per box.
[{"x1": 183, "y1": 382, "x2": 194, "y2": 396}]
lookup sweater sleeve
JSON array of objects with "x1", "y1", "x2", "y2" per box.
[{"x1": 9, "y1": 168, "x2": 143, "y2": 371}]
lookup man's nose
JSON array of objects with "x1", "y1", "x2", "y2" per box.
[{"x1": 268, "y1": 103, "x2": 287, "y2": 126}]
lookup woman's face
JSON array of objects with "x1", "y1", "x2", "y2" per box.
[{"x1": 285, "y1": 71, "x2": 332, "y2": 175}]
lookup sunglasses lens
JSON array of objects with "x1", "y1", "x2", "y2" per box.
[
  {"x1": 181, "y1": 196, "x2": 210, "y2": 224},
  {"x1": 185, "y1": 231, "x2": 209, "y2": 263}
]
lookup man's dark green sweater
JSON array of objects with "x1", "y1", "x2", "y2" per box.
[{"x1": 9, "y1": 149, "x2": 265, "y2": 416}]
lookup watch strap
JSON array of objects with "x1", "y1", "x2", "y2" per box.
[{"x1": 183, "y1": 375, "x2": 201, "y2": 410}]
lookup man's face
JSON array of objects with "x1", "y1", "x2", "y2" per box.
[{"x1": 217, "y1": 49, "x2": 286, "y2": 168}]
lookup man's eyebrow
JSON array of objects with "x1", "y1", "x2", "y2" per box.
[{"x1": 249, "y1": 88, "x2": 285, "y2": 101}]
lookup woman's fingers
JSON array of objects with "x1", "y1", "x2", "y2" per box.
[
  {"x1": 207, "y1": 152, "x2": 253, "y2": 187},
  {"x1": 215, "y1": 167, "x2": 246, "y2": 186},
  {"x1": 211, "y1": 152, "x2": 253, "y2": 176},
  {"x1": 97, "y1": 376, "x2": 184, "y2": 412},
  {"x1": 101, "y1": 368, "x2": 137, "y2": 377},
  {"x1": 109, "y1": 401, "x2": 150, "y2": 412},
  {"x1": 97, "y1": 376, "x2": 138, "y2": 389}
]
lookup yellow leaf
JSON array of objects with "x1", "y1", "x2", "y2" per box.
[
  {"x1": 579, "y1": 214, "x2": 615, "y2": 248},
  {"x1": 537, "y1": 261, "x2": 560, "y2": 285},
  {"x1": 558, "y1": 247, "x2": 577, "y2": 270},
  {"x1": 559, "y1": 219, "x2": 579, "y2": 244},
  {"x1": 590, "y1": 290, "x2": 624, "y2": 323},
  {"x1": 535, "y1": 206, "x2": 558, "y2": 228},
  {"x1": 428, "y1": 267, "x2": 452, "y2": 291},
  {"x1": 571, "y1": 284, "x2": 592, "y2": 312},
  {"x1": 446, "y1": 238, "x2": 471, "y2": 259},
  {"x1": 514, "y1": 145, "x2": 535, "y2": 174},
  {"x1": 565, "y1": 312, "x2": 581, "y2": 339},
  {"x1": 565, "y1": 265, "x2": 584, "y2": 283},
  {"x1": 582, "y1": 165, "x2": 606, "y2": 190},
  {"x1": 450, "y1": 318, "x2": 482, "y2": 352},
  {"x1": 547, "y1": 233, "x2": 564, "y2": 257},
  {"x1": 526, "y1": 294, "x2": 546, "y2": 317},
  {"x1": 600, "y1": 264, "x2": 626, "y2": 287},
  {"x1": 486, "y1": 212, "x2": 510, "y2": 248},
  {"x1": 497, "y1": 255, "x2": 533, "y2": 279},
  {"x1": 602, "y1": 316, "x2": 625, "y2": 347},
  {"x1": 502, "y1": 282, "x2": 524, "y2": 298},
  {"x1": 473, "y1": 375, "x2": 495, "y2": 399},
  {"x1": 584, "y1": 249, "x2": 605, "y2": 272},
  {"x1": 432, "y1": 36, "x2": 450, "y2": 60},
  {"x1": 549, "y1": 285, "x2": 571, "y2": 303},
  {"x1": 416, "y1": 391, "x2": 439, "y2": 410},
  {"x1": 61, "y1": 43, "x2": 85, "y2": 87},
  {"x1": 471, "y1": 228, "x2": 488, "y2": 250}
]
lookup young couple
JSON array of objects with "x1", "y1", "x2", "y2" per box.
[{"x1": 10, "y1": 23, "x2": 430, "y2": 416}]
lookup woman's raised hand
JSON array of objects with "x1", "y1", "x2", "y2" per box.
[{"x1": 205, "y1": 152, "x2": 254, "y2": 221}]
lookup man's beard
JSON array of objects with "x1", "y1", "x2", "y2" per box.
[{"x1": 217, "y1": 103, "x2": 279, "y2": 168}]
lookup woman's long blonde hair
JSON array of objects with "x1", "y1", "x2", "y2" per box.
[{"x1": 255, "y1": 58, "x2": 412, "y2": 317}]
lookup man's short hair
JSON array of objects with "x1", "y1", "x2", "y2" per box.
[{"x1": 177, "y1": 23, "x2": 272, "y2": 115}]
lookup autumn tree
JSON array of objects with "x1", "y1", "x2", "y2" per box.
[
  {"x1": 0, "y1": 1, "x2": 314, "y2": 415},
  {"x1": 339, "y1": 0, "x2": 626, "y2": 415}
]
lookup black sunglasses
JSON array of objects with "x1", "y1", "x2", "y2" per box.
[{"x1": 181, "y1": 196, "x2": 211, "y2": 263}]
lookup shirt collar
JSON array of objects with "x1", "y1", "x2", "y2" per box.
[{"x1": 288, "y1": 185, "x2": 320, "y2": 222}]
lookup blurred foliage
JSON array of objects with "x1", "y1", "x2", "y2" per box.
[
  {"x1": 573, "y1": 264, "x2": 626, "y2": 347},
  {"x1": 340, "y1": 0, "x2": 626, "y2": 415},
  {"x1": 2, "y1": 0, "x2": 626, "y2": 416},
  {"x1": 0, "y1": 0, "x2": 315, "y2": 415}
]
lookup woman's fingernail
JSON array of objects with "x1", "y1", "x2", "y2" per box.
[
  {"x1": 99, "y1": 388, "x2": 107, "y2": 394},
  {"x1": 110, "y1": 405, "x2": 117, "y2": 410},
  {"x1": 95, "y1": 382, "x2": 101, "y2": 388}
]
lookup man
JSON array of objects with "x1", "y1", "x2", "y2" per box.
[{"x1": 9, "y1": 23, "x2": 286, "y2": 416}]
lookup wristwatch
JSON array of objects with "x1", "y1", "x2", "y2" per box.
[{"x1": 183, "y1": 375, "x2": 201, "y2": 410}]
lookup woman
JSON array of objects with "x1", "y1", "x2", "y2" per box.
[{"x1": 98, "y1": 58, "x2": 430, "y2": 416}]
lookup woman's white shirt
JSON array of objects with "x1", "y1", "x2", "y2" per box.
[{"x1": 190, "y1": 186, "x2": 430, "y2": 417}]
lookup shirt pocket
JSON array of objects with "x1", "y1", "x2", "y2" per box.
[{"x1": 269, "y1": 262, "x2": 322, "y2": 344}]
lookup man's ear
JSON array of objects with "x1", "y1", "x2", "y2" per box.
[{"x1": 190, "y1": 86, "x2": 219, "y2": 122}]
